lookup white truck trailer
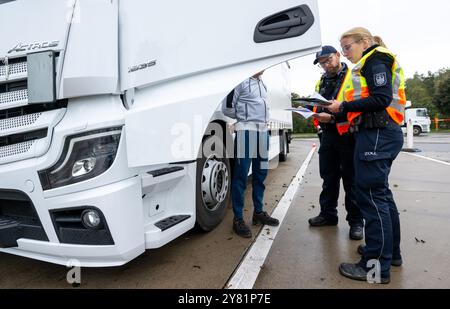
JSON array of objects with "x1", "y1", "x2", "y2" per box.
[{"x1": 0, "y1": 0, "x2": 321, "y2": 266}]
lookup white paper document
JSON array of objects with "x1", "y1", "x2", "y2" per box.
[{"x1": 285, "y1": 107, "x2": 317, "y2": 120}]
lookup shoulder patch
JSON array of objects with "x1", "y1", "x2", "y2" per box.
[{"x1": 374, "y1": 72, "x2": 387, "y2": 87}]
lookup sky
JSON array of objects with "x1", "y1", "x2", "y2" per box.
[{"x1": 290, "y1": 0, "x2": 450, "y2": 96}]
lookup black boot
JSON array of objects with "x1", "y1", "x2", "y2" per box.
[
  {"x1": 253, "y1": 211, "x2": 279, "y2": 226},
  {"x1": 233, "y1": 218, "x2": 252, "y2": 238},
  {"x1": 308, "y1": 215, "x2": 338, "y2": 227}
]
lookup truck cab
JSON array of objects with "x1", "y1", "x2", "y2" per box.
[
  {"x1": 0, "y1": 0, "x2": 322, "y2": 266},
  {"x1": 402, "y1": 107, "x2": 431, "y2": 136}
]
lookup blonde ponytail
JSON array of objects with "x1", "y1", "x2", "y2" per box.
[{"x1": 373, "y1": 36, "x2": 387, "y2": 48}]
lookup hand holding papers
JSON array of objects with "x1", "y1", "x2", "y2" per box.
[
  {"x1": 327, "y1": 99, "x2": 342, "y2": 113},
  {"x1": 292, "y1": 92, "x2": 331, "y2": 107}
]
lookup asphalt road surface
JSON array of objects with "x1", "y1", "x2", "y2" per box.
[{"x1": 1, "y1": 133, "x2": 449, "y2": 289}]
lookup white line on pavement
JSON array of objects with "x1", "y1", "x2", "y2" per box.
[
  {"x1": 226, "y1": 144, "x2": 317, "y2": 289},
  {"x1": 402, "y1": 152, "x2": 450, "y2": 166}
]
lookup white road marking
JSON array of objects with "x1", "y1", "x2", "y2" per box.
[
  {"x1": 226, "y1": 144, "x2": 317, "y2": 289},
  {"x1": 402, "y1": 152, "x2": 450, "y2": 166}
]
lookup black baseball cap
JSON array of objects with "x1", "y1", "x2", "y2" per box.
[{"x1": 313, "y1": 45, "x2": 338, "y2": 65}]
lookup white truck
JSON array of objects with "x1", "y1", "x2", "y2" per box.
[
  {"x1": 402, "y1": 106, "x2": 431, "y2": 136},
  {"x1": 0, "y1": 0, "x2": 321, "y2": 266}
]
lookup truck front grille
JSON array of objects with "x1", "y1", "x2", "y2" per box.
[
  {"x1": 0, "y1": 113, "x2": 42, "y2": 131},
  {"x1": 0, "y1": 89, "x2": 28, "y2": 106},
  {"x1": 0, "y1": 54, "x2": 65, "y2": 165},
  {"x1": 0, "y1": 128, "x2": 48, "y2": 148},
  {"x1": 0, "y1": 76, "x2": 28, "y2": 109},
  {"x1": 0, "y1": 140, "x2": 35, "y2": 158},
  {"x1": 0, "y1": 60, "x2": 27, "y2": 78},
  {"x1": 0, "y1": 57, "x2": 28, "y2": 79}
]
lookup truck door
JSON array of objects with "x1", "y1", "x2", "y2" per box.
[
  {"x1": 121, "y1": 0, "x2": 321, "y2": 166},
  {"x1": 119, "y1": 0, "x2": 321, "y2": 91}
]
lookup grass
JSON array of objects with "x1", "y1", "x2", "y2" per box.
[{"x1": 292, "y1": 133, "x2": 318, "y2": 139}]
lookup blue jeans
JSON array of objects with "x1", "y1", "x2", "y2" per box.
[
  {"x1": 232, "y1": 130, "x2": 269, "y2": 220},
  {"x1": 318, "y1": 130, "x2": 363, "y2": 227},
  {"x1": 354, "y1": 122, "x2": 404, "y2": 278}
]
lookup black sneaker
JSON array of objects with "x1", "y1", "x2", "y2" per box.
[
  {"x1": 339, "y1": 263, "x2": 390, "y2": 284},
  {"x1": 233, "y1": 219, "x2": 252, "y2": 238},
  {"x1": 349, "y1": 225, "x2": 364, "y2": 241},
  {"x1": 253, "y1": 211, "x2": 280, "y2": 226},
  {"x1": 308, "y1": 215, "x2": 338, "y2": 227},
  {"x1": 357, "y1": 245, "x2": 403, "y2": 267}
]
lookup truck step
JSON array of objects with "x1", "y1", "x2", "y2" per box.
[
  {"x1": 155, "y1": 215, "x2": 191, "y2": 232},
  {"x1": 142, "y1": 166, "x2": 187, "y2": 195},
  {"x1": 147, "y1": 167, "x2": 184, "y2": 177}
]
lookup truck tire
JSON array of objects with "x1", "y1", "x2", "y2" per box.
[
  {"x1": 279, "y1": 131, "x2": 288, "y2": 162},
  {"x1": 195, "y1": 135, "x2": 231, "y2": 232},
  {"x1": 413, "y1": 126, "x2": 422, "y2": 136}
]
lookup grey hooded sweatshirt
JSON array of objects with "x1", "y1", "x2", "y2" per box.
[{"x1": 222, "y1": 77, "x2": 270, "y2": 132}]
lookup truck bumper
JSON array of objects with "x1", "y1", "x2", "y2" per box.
[{"x1": 0, "y1": 176, "x2": 146, "y2": 267}]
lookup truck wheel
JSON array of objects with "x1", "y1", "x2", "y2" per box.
[
  {"x1": 413, "y1": 126, "x2": 422, "y2": 136},
  {"x1": 279, "y1": 131, "x2": 288, "y2": 162},
  {"x1": 195, "y1": 135, "x2": 231, "y2": 232}
]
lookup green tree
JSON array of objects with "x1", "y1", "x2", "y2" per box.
[
  {"x1": 405, "y1": 73, "x2": 438, "y2": 117},
  {"x1": 433, "y1": 69, "x2": 450, "y2": 116},
  {"x1": 422, "y1": 71, "x2": 436, "y2": 95},
  {"x1": 291, "y1": 92, "x2": 300, "y2": 100},
  {"x1": 291, "y1": 92, "x2": 316, "y2": 133}
]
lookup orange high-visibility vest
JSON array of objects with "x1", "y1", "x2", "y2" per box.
[
  {"x1": 344, "y1": 46, "x2": 406, "y2": 125},
  {"x1": 315, "y1": 69, "x2": 352, "y2": 135}
]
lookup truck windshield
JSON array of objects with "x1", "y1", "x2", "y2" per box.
[
  {"x1": 0, "y1": 0, "x2": 15, "y2": 4},
  {"x1": 416, "y1": 110, "x2": 428, "y2": 117}
]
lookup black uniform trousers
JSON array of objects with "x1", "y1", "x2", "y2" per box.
[
  {"x1": 318, "y1": 129, "x2": 363, "y2": 227},
  {"x1": 354, "y1": 121, "x2": 403, "y2": 279}
]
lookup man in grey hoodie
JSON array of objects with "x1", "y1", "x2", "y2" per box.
[{"x1": 222, "y1": 71, "x2": 279, "y2": 238}]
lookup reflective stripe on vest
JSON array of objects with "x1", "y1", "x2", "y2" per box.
[
  {"x1": 315, "y1": 70, "x2": 352, "y2": 135},
  {"x1": 345, "y1": 46, "x2": 406, "y2": 125},
  {"x1": 312, "y1": 106, "x2": 319, "y2": 128},
  {"x1": 313, "y1": 81, "x2": 320, "y2": 128}
]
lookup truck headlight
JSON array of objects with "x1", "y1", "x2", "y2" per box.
[{"x1": 39, "y1": 127, "x2": 122, "y2": 190}]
